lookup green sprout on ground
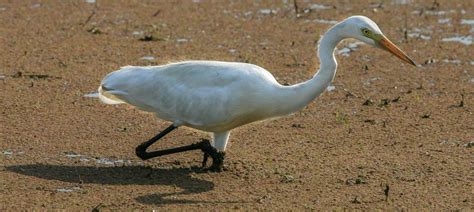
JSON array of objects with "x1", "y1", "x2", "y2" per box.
[{"x1": 335, "y1": 111, "x2": 349, "y2": 125}]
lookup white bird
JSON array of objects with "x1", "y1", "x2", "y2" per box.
[{"x1": 95, "y1": 16, "x2": 416, "y2": 171}]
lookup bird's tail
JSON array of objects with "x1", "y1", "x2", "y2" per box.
[{"x1": 98, "y1": 85, "x2": 126, "y2": 104}]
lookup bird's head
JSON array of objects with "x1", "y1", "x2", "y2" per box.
[{"x1": 338, "y1": 16, "x2": 416, "y2": 66}]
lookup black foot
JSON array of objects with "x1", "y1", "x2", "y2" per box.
[{"x1": 200, "y1": 139, "x2": 226, "y2": 172}]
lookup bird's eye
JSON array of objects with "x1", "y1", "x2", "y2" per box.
[{"x1": 362, "y1": 28, "x2": 370, "y2": 35}]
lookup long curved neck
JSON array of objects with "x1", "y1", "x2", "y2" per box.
[
  {"x1": 309, "y1": 24, "x2": 343, "y2": 93},
  {"x1": 272, "y1": 24, "x2": 345, "y2": 116}
]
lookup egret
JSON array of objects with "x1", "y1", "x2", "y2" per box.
[{"x1": 94, "y1": 16, "x2": 416, "y2": 172}]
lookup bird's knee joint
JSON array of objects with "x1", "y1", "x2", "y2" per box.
[{"x1": 135, "y1": 146, "x2": 149, "y2": 160}]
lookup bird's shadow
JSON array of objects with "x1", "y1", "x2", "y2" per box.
[{"x1": 6, "y1": 164, "x2": 217, "y2": 206}]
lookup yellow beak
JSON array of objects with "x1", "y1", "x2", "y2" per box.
[{"x1": 378, "y1": 36, "x2": 417, "y2": 66}]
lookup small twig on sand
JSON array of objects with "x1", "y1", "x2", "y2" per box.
[
  {"x1": 293, "y1": 0, "x2": 299, "y2": 17},
  {"x1": 343, "y1": 88, "x2": 361, "y2": 98},
  {"x1": 152, "y1": 9, "x2": 161, "y2": 17},
  {"x1": 92, "y1": 203, "x2": 104, "y2": 212},
  {"x1": 403, "y1": 8, "x2": 408, "y2": 41},
  {"x1": 458, "y1": 93, "x2": 465, "y2": 107},
  {"x1": 84, "y1": 10, "x2": 96, "y2": 25},
  {"x1": 384, "y1": 184, "x2": 390, "y2": 201}
]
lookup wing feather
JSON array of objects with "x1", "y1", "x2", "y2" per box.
[{"x1": 99, "y1": 61, "x2": 279, "y2": 129}]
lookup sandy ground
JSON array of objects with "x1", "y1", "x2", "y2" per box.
[{"x1": 0, "y1": 0, "x2": 473, "y2": 210}]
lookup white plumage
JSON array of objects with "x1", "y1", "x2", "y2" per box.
[
  {"x1": 99, "y1": 61, "x2": 317, "y2": 151},
  {"x1": 95, "y1": 16, "x2": 415, "y2": 154}
]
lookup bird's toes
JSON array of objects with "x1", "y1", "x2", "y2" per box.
[
  {"x1": 197, "y1": 138, "x2": 226, "y2": 172},
  {"x1": 199, "y1": 164, "x2": 225, "y2": 173},
  {"x1": 209, "y1": 152, "x2": 225, "y2": 172},
  {"x1": 209, "y1": 164, "x2": 225, "y2": 172}
]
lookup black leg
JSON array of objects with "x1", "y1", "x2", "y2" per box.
[
  {"x1": 136, "y1": 124, "x2": 202, "y2": 160},
  {"x1": 135, "y1": 124, "x2": 226, "y2": 172}
]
